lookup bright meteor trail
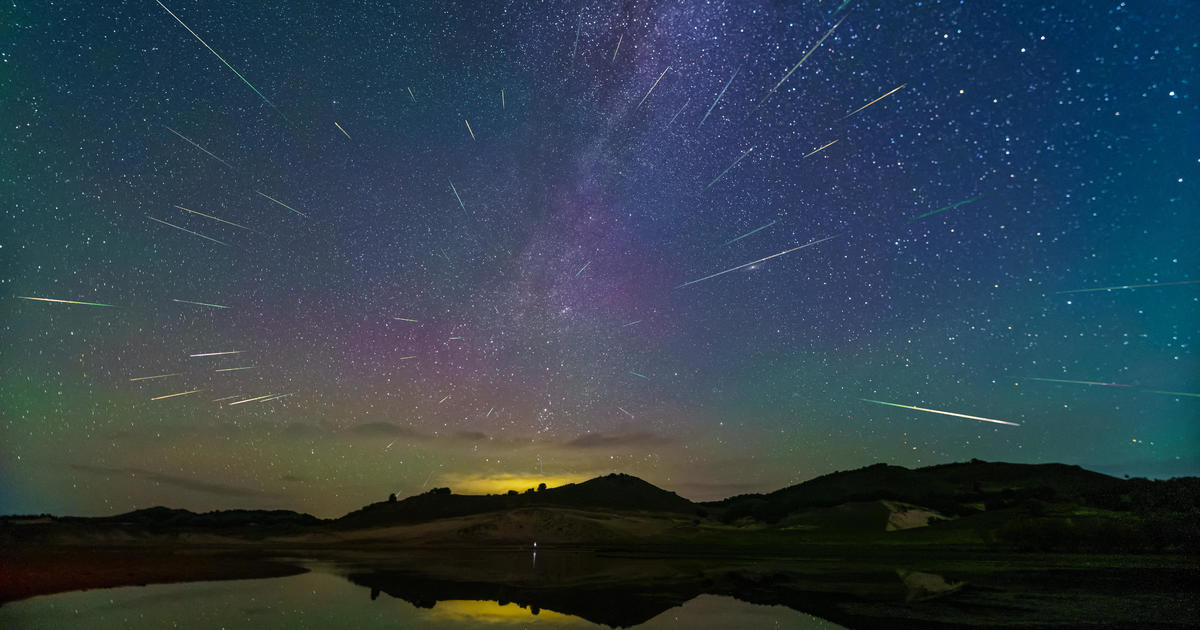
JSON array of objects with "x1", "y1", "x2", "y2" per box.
[
  {"x1": 860, "y1": 398, "x2": 1020, "y2": 426},
  {"x1": 150, "y1": 389, "x2": 204, "y2": 401},
  {"x1": 704, "y1": 146, "x2": 754, "y2": 191},
  {"x1": 803, "y1": 139, "x2": 839, "y2": 158},
  {"x1": 844, "y1": 84, "x2": 906, "y2": 118},
  {"x1": 676, "y1": 235, "x2": 839, "y2": 289},
  {"x1": 189, "y1": 351, "x2": 243, "y2": 357},
  {"x1": 147, "y1": 217, "x2": 229, "y2": 246},
  {"x1": 756, "y1": 17, "x2": 845, "y2": 107},
  {"x1": 637, "y1": 66, "x2": 671, "y2": 110},
  {"x1": 154, "y1": 0, "x2": 286, "y2": 121},
  {"x1": 16, "y1": 296, "x2": 118, "y2": 308},
  {"x1": 908, "y1": 194, "x2": 985, "y2": 223},
  {"x1": 699, "y1": 67, "x2": 739, "y2": 129},
  {"x1": 129, "y1": 373, "x2": 182, "y2": 382},
  {"x1": 255, "y1": 191, "x2": 307, "y2": 218},
  {"x1": 175, "y1": 205, "x2": 253, "y2": 232}
]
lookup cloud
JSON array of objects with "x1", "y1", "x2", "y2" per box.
[
  {"x1": 71, "y1": 464, "x2": 276, "y2": 499},
  {"x1": 563, "y1": 432, "x2": 671, "y2": 449}
]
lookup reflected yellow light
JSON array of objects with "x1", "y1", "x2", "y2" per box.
[
  {"x1": 431, "y1": 599, "x2": 580, "y2": 624},
  {"x1": 436, "y1": 473, "x2": 590, "y2": 496}
]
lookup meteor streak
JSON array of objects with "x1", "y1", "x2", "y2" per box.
[
  {"x1": 1056, "y1": 280, "x2": 1200, "y2": 295},
  {"x1": 803, "y1": 139, "x2": 839, "y2": 158},
  {"x1": 908, "y1": 194, "x2": 985, "y2": 223},
  {"x1": 16, "y1": 296, "x2": 118, "y2": 308},
  {"x1": 449, "y1": 179, "x2": 468, "y2": 215},
  {"x1": 618, "y1": 406, "x2": 634, "y2": 418},
  {"x1": 844, "y1": 84, "x2": 906, "y2": 118},
  {"x1": 260, "y1": 393, "x2": 294, "y2": 402},
  {"x1": 172, "y1": 298, "x2": 230, "y2": 309},
  {"x1": 704, "y1": 146, "x2": 754, "y2": 190},
  {"x1": 486, "y1": 407, "x2": 494, "y2": 417},
  {"x1": 1025, "y1": 377, "x2": 1133, "y2": 388},
  {"x1": 255, "y1": 191, "x2": 307, "y2": 217},
  {"x1": 129, "y1": 373, "x2": 182, "y2": 382},
  {"x1": 576, "y1": 261, "x2": 591, "y2": 276},
  {"x1": 148, "y1": 217, "x2": 230, "y2": 246},
  {"x1": 699, "y1": 67, "x2": 739, "y2": 128},
  {"x1": 334, "y1": 122, "x2": 351, "y2": 139},
  {"x1": 154, "y1": 1, "x2": 285, "y2": 120},
  {"x1": 212, "y1": 395, "x2": 240, "y2": 402},
  {"x1": 407, "y1": 87, "x2": 417, "y2": 102},
  {"x1": 163, "y1": 126, "x2": 233, "y2": 169},
  {"x1": 439, "y1": 395, "x2": 450, "y2": 403},
  {"x1": 501, "y1": 89, "x2": 505, "y2": 109},
  {"x1": 175, "y1": 205, "x2": 253, "y2": 232},
  {"x1": 151, "y1": 389, "x2": 204, "y2": 401},
  {"x1": 398, "y1": 356, "x2": 417, "y2": 360},
  {"x1": 189, "y1": 351, "x2": 243, "y2": 357},
  {"x1": 636, "y1": 66, "x2": 671, "y2": 110},
  {"x1": 612, "y1": 33, "x2": 622, "y2": 62},
  {"x1": 465, "y1": 119, "x2": 476, "y2": 140},
  {"x1": 676, "y1": 235, "x2": 839, "y2": 289},
  {"x1": 665, "y1": 98, "x2": 691, "y2": 129},
  {"x1": 1143, "y1": 389, "x2": 1200, "y2": 399},
  {"x1": 228, "y1": 394, "x2": 272, "y2": 405},
  {"x1": 722, "y1": 221, "x2": 776, "y2": 246},
  {"x1": 393, "y1": 317, "x2": 419, "y2": 322},
  {"x1": 859, "y1": 398, "x2": 1020, "y2": 426},
  {"x1": 629, "y1": 371, "x2": 649, "y2": 380},
  {"x1": 214, "y1": 366, "x2": 256, "y2": 372},
  {"x1": 756, "y1": 17, "x2": 845, "y2": 107},
  {"x1": 622, "y1": 320, "x2": 641, "y2": 327}
]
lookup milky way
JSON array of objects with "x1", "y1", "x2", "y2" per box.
[{"x1": 2, "y1": 1, "x2": 1196, "y2": 517}]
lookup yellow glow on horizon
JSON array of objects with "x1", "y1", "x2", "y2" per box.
[
  {"x1": 435, "y1": 472, "x2": 590, "y2": 496},
  {"x1": 429, "y1": 599, "x2": 582, "y2": 624}
]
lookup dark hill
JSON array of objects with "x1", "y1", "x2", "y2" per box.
[
  {"x1": 98, "y1": 507, "x2": 321, "y2": 529},
  {"x1": 337, "y1": 473, "x2": 697, "y2": 529},
  {"x1": 704, "y1": 460, "x2": 1130, "y2": 523}
]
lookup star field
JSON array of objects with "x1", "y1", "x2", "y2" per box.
[{"x1": 2, "y1": 0, "x2": 1197, "y2": 517}]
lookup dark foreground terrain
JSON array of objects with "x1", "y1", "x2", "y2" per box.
[{"x1": 3, "y1": 461, "x2": 1197, "y2": 628}]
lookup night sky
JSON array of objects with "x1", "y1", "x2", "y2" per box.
[{"x1": 2, "y1": 0, "x2": 1196, "y2": 518}]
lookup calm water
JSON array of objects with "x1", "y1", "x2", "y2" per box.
[{"x1": 0, "y1": 567, "x2": 843, "y2": 629}]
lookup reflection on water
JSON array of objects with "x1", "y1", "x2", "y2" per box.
[
  {"x1": 0, "y1": 566, "x2": 842, "y2": 629},
  {"x1": 4, "y1": 549, "x2": 1192, "y2": 628}
]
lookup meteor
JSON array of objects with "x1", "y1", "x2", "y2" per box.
[
  {"x1": 803, "y1": 139, "x2": 839, "y2": 158},
  {"x1": 399, "y1": 356, "x2": 417, "y2": 360},
  {"x1": 175, "y1": 205, "x2": 254, "y2": 232},
  {"x1": 501, "y1": 89, "x2": 505, "y2": 109},
  {"x1": 622, "y1": 320, "x2": 641, "y2": 327},
  {"x1": 636, "y1": 66, "x2": 671, "y2": 110},
  {"x1": 439, "y1": 395, "x2": 450, "y2": 403},
  {"x1": 1025, "y1": 377, "x2": 1134, "y2": 388},
  {"x1": 129, "y1": 373, "x2": 182, "y2": 382},
  {"x1": 172, "y1": 298, "x2": 230, "y2": 309},
  {"x1": 260, "y1": 393, "x2": 294, "y2": 402},
  {"x1": 722, "y1": 221, "x2": 776, "y2": 246},
  {"x1": 1143, "y1": 389, "x2": 1200, "y2": 399},
  {"x1": 629, "y1": 371, "x2": 649, "y2": 380},
  {"x1": 151, "y1": 389, "x2": 204, "y2": 401},
  {"x1": 148, "y1": 217, "x2": 229, "y2": 246},
  {"x1": 407, "y1": 87, "x2": 417, "y2": 102},
  {"x1": 908, "y1": 194, "x2": 984, "y2": 223},
  {"x1": 486, "y1": 407, "x2": 494, "y2": 417},
  {"x1": 212, "y1": 395, "x2": 240, "y2": 402},
  {"x1": 612, "y1": 33, "x2": 622, "y2": 62},
  {"x1": 449, "y1": 179, "x2": 469, "y2": 216},
  {"x1": 465, "y1": 119, "x2": 476, "y2": 140},
  {"x1": 1056, "y1": 279, "x2": 1200, "y2": 295},
  {"x1": 699, "y1": 67, "x2": 739, "y2": 128},
  {"x1": 618, "y1": 406, "x2": 634, "y2": 418},
  {"x1": 154, "y1": 1, "x2": 285, "y2": 120},
  {"x1": 228, "y1": 394, "x2": 273, "y2": 405},
  {"x1": 576, "y1": 261, "x2": 591, "y2": 277},
  {"x1": 756, "y1": 17, "x2": 846, "y2": 107},
  {"x1": 255, "y1": 191, "x2": 307, "y2": 217},
  {"x1": 859, "y1": 398, "x2": 1019, "y2": 426},
  {"x1": 16, "y1": 296, "x2": 118, "y2": 308},
  {"x1": 393, "y1": 317, "x2": 419, "y2": 322},
  {"x1": 704, "y1": 146, "x2": 754, "y2": 191},
  {"x1": 189, "y1": 351, "x2": 243, "y2": 357},
  {"x1": 214, "y1": 366, "x2": 256, "y2": 372},
  {"x1": 334, "y1": 122, "x2": 351, "y2": 139},
  {"x1": 665, "y1": 98, "x2": 691, "y2": 129},
  {"x1": 844, "y1": 83, "x2": 906, "y2": 118},
  {"x1": 163, "y1": 126, "x2": 233, "y2": 169},
  {"x1": 676, "y1": 235, "x2": 839, "y2": 289},
  {"x1": 572, "y1": 14, "x2": 581, "y2": 57}
]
